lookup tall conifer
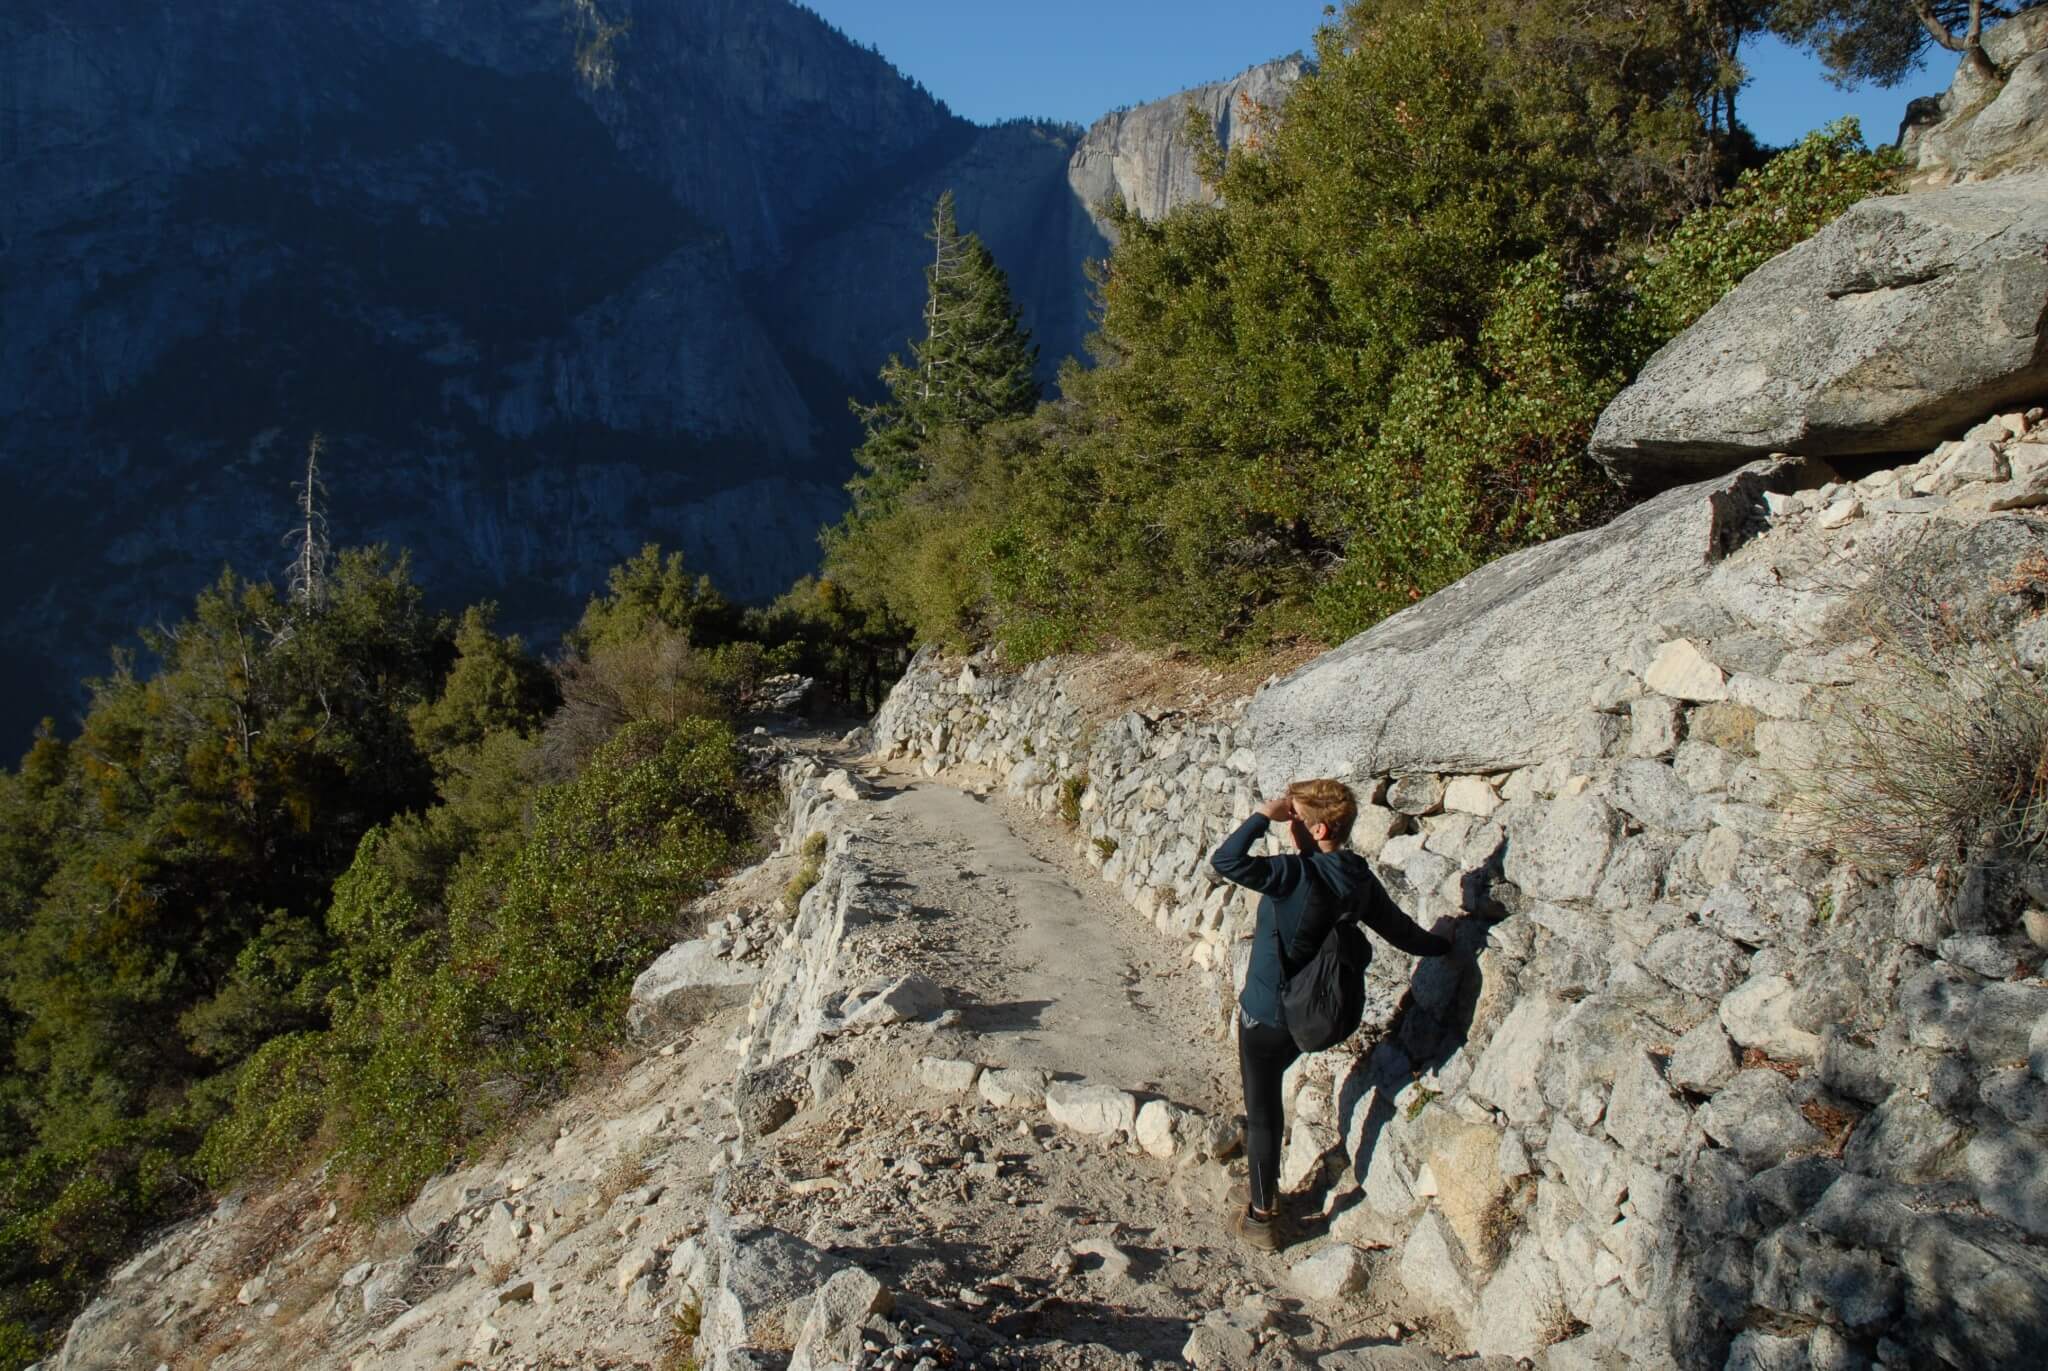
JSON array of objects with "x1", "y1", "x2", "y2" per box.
[{"x1": 846, "y1": 191, "x2": 1039, "y2": 519}]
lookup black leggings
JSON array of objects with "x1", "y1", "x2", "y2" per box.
[{"x1": 1237, "y1": 1015, "x2": 1302, "y2": 1214}]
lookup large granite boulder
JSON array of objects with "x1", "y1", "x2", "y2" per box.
[
  {"x1": 1590, "y1": 174, "x2": 2048, "y2": 482},
  {"x1": 626, "y1": 938, "x2": 761, "y2": 1040},
  {"x1": 1243, "y1": 457, "x2": 1823, "y2": 786}
]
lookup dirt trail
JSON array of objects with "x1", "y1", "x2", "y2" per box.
[
  {"x1": 859, "y1": 767, "x2": 1234, "y2": 1114},
  {"x1": 703, "y1": 753, "x2": 1446, "y2": 1367},
  {"x1": 107, "y1": 745, "x2": 1436, "y2": 1371}
]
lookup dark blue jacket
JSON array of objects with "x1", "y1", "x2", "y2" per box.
[{"x1": 1211, "y1": 813, "x2": 1451, "y2": 1028}]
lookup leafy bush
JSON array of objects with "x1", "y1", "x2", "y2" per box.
[
  {"x1": 828, "y1": 57, "x2": 1900, "y2": 669},
  {"x1": 204, "y1": 717, "x2": 749, "y2": 1208},
  {"x1": 1631, "y1": 118, "x2": 1900, "y2": 339},
  {"x1": 826, "y1": 0, "x2": 1727, "y2": 658}
]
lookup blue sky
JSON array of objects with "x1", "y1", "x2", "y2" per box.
[{"x1": 800, "y1": 1, "x2": 1952, "y2": 150}]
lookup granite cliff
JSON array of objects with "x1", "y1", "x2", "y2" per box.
[{"x1": 0, "y1": 0, "x2": 1288, "y2": 742}]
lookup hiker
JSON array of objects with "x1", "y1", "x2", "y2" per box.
[{"x1": 1211, "y1": 778, "x2": 1452, "y2": 1250}]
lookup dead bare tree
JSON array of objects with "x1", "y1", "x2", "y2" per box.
[{"x1": 285, "y1": 434, "x2": 331, "y2": 610}]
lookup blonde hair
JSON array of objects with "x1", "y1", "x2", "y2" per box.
[{"x1": 1287, "y1": 778, "x2": 1358, "y2": 844}]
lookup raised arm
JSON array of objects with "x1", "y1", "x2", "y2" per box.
[{"x1": 1211, "y1": 812, "x2": 1285, "y2": 894}]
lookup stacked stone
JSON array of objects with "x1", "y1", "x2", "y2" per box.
[{"x1": 869, "y1": 431, "x2": 2048, "y2": 1369}]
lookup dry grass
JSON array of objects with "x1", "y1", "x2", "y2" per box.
[
  {"x1": 1799, "y1": 1099, "x2": 1859, "y2": 1158},
  {"x1": 1473, "y1": 1177, "x2": 1536, "y2": 1269},
  {"x1": 595, "y1": 1143, "x2": 654, "y2": 1210},
  {"x1": 1742, "y1": 1047, "x2": 1802, "y2": 1080},
  {"x1": 1058, "y1": 774, "x2": 1087, "y2": 827},
  {"x1": 944, "y1": 640, "x2": 1324, "y2": 731},
  {"x1": 1801, "y1": 542, "x2": 2048, "y2": 873},
  {"x1": 655, "y1": 1301, "x2": 704, "y2": 1371}
]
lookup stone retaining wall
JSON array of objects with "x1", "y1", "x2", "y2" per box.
[{"x1": 866, "y1": 429, "x2": 2048, "y2": 1371}]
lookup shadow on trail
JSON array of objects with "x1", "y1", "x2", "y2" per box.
[{"x1": 957, "y1": 998, "x2": 1055, "y2": 1033}]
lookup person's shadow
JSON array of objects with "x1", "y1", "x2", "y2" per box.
[{"x1": 1318, "y1": 880, "x2": 1498, "y2": 1227}]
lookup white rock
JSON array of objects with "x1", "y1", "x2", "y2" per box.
[
  {"x1": 1472, "y1": 1238, "x2": 1566, "y2": 1360},
  {"x1": 1442, "y1": 775, "x2": 1502, "y2": 817},
  {"x1": 1397, "y1": 1210, "x2": 1477, "y2": 1326},
  {"x1": 1720, "y1": 973, "x2": 1823, "y2": 1063},
  {"x1": 1468, "y1": 998, "x2": 1560, "y2": 1125},
  {"x1": 1628, "y1": 696, "x2": 1682, "y2": 757},
  {"x1": 791, "y1": 1269, "x2": 894, "y2": 1371},
  {"x1": 628, "y1": 939, "x2": 762, "y2": 1038},
  {"x1": 1287, "y1": 1243, "x2": 1369, "y2": 1301},
  {"x1": 1135, "y1": 1099, "x2": 1190, "y2": 1159},
  {"x1": 1644, "y1": 639, "x2": 1729, "y2": 702},
  {"x1": 1817, "y1": 496, "x2": 1862, "y2": 529},
  {"x1": 916, "y1": 1056, "x2": 982, "y2": 1093},
  {"x1": 1071, "y1": 1237, "x2": 1136, "y2": 1284},
  {"x1": 1279, "y1": 1120, "x2": 1338, "y2": 1192},
  {"x1": 844, "y1": 973, "x2": 947, "y2": 1028},
  {"x1": 1669, "y1": 1016, "x2": 1740, "y2": 1094},
  {"x1": 1044, "y1": 1081, "x2": 1139, "y2": 1139},
  {"x1": 978, "y1": 1066, "x2": 1050, "y2": 1110},
  {"x1": 616, "y1": 1246, "x2": 658, "y2": 1296}
]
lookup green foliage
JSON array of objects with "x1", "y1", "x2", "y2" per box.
[
  {"x1": 1632, "y1": 118, "x2": 1900, "y2": 337},
  {"x1": 833, "y1": 1, "x2": 1670, "y2": 656},
  {"x1": 298, "y1": 717, "x2": 748, "y2": 1209},
  {"x1": 783, "y1": 855, "x2": 825, "y2": 916},
  {"x1": 0, "y1": 549, "x2": 454, "y2": 1360},
  {"x1": 1093, "y1": 837, "x2": 1118, "y2": 861},
  {"x1": 824, "y1": 9, "x2": 1900, "y2": 669},
  {"x1": 1058, "y1": 775, "x2": 1087, "y2": 828},
  {"x1": 0, "y1": 530, "x2": 772, "y2": 1359},
  {"x1": 1772, "y1": 1, "x2": 2041, "y2": 89},
  {"x1": 541, "y1": 545, "x2": 797, "y2": 778},
  {"x1": 742, "y1": 576, "x2": 910, "y2": 715},
  {"x1": 827, "y1": 191, "x2": 1044, "y2": 642},
  {"x1": 572, "y1": 544, "x2": 738, "y2": 657},
  {"x1": 845, "y1": 191, "x2": 1041, "y2": 521},
  {"x1": 408, "y1": 604, "x2": 558, "y2": 767}
]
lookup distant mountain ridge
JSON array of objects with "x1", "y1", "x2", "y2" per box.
[{"x1": 0, "y1": 0, "x2": 1299, "y2": 741}]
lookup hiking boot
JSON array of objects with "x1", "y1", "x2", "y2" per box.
[{"x1": 1231, "y1": 1204, "x2": 1281, "y2": 1252}]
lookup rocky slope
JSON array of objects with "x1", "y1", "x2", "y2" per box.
[
  {"x1": 41, "y1": 751, "x2": 1452, "y2": 1371},
  {"x1": 0, "y1": 0, "x2": 1292, "y2": 741}
]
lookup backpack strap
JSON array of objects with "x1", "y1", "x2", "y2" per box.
[{"x1": 1277, "y1": 858, "x2": 1357, "y2": 978}]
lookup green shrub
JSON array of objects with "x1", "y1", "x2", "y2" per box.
[
  {"x1": 783, "y1": 858, "x2": 824, "y2": 916},
  {"x1": 203, "y1": 717, "x2": 750, "y2": 1211},
  {"x1": 1058, "y1": 775, "x2": 1088, "y2": 827},
  {"x1": 1632, "y1": 118, "x2": 1900, "y2": 339},
  {"x1": 1093, "y1": 837, "x2": 1119, "y2": 860},
  {"x1": 195, "y1": 1033, "x2": 332, "y2": 1186}
]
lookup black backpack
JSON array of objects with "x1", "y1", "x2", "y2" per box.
[{"x1": 1276, "y1": 865, "x2": 1374, "y2": 1053}]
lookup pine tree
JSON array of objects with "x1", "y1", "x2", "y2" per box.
[{"x1": 847, "y1": 192, "x2": 1040, "y2": 519}]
